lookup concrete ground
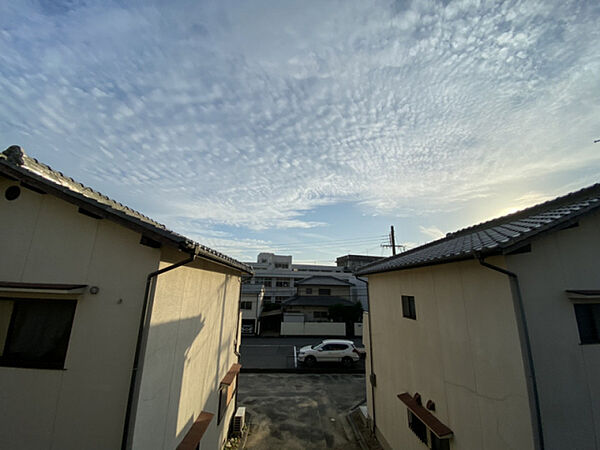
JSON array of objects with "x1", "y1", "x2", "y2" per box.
[
  {"x1": 240, "y1": 336, "x2": 365, "y2": 371},
  {"x1": 238, "y1": 373, "x2": 365, "y2": 450}
]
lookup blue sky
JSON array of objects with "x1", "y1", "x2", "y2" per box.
[{"x1": 1, "y1": 0, "x2": 599, "y2": 263}]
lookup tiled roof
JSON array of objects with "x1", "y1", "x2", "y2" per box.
[
  {"x1": 295, "y1": 275, "x2": 354, "y2": 286},
  {"x1": 0, "y1": 146, "x2": 252, "y2": 275},
  {"x1": 357, "y1": 183, "x2": 600, "y2": 276},
  {"x1": 282, "y1": 295, "x2": 355, "y2": 307}
]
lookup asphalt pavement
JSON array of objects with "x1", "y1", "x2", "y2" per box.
[
  {"x1": 238, "y1": 373, "x2": 365, "y2": 450},
  {"x1": 240, "y1": 336, "x2": 365, "y2": 372}
]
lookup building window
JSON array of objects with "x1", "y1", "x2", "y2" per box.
[
  {"x1": 398, "y1": 393, "x2": 452, "y2": 450},
  {"x1": 240, "y1": 301, "x2": 253, "y2": 310},
  {"x1": 276, "y1": 280, "x2": 290, "y2": 287},
  {"x1": 574, "y1": 303, "x2": 600, "y2": 344},
  {"x1": 306, "y1": 288, "x2": 313, "y2": 294},
  {"x1": 318, "y1": 288, "x2": 331, "y2": 296},
  {"x1": 402, "y1": 295, "x2": 416, "y2": 320},
  {"x1": 313, "y1": 311, "x2": 328, "y2": 319},
  {"x1": 408, "y1": 410, "x2": 428, "y2": 444},
  {"x1": 218, "y1": 364, "x2": 241, "y2": 424},
  {"x1": 275, "y1": 263, "x2": 288, "y2": 269},
  {"x1": 0, "y1": 298, "x2": 77, "y2": 369}
]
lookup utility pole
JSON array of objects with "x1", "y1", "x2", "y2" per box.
[{"x1": 381, "y1": 225, "x2": 405, "y2": 256}]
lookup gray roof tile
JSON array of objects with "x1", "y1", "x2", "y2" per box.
[
  {"x1": 0, "y1": 146, "x2": 252, "y2": 275},
  {"x1": 358, "y1": 183, "x2": 600, "y2": 275}
]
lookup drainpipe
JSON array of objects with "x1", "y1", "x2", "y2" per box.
[
  {"x1": 234, "y1": 275, "x2": 252, "y2": 414},
  {"x1": 476, "y1": 254, "x2": 544, "y2": 450},
  {"x1": 121, "y1": 252, "x2": 197, "y2": 450},
  {"x1": 356, "y1": 275, "x2": 376, "y2": 433}
]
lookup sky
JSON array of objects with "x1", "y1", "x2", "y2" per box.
[{"x1": 1, "y1": 0, "x2": 599, "y2": 264}]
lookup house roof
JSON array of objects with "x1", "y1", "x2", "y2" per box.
[
  {"x1": 241, "y1": 284, "x2": 264, "y2": 294},
  {"x1": 357, "y1": 182, "x2": 600, "y2": 276},
  {"x1": 282, "y1": 295, "x2": 355, "y2": 307},
  {"x1": 295, "y1": 275, "x2": 354, "y2": 286},
  {"x1": 0, "y1": 146, "x2": 252, "y2": 275}
]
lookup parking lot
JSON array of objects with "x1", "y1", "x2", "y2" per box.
[
  {"x1": 238, "y1": 373, "x2": 365, "y2": 450},
  {"x1": 240, "y1": 336, "x2": 365, "y2": 371}
]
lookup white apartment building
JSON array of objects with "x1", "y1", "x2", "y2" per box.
[{"x1": 243, "y1": 253, "x2": 379, "y2": 309}]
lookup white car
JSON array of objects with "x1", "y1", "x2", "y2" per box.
[{"x1": 297, "y1": 339, "x2": 361, "y2": 368}]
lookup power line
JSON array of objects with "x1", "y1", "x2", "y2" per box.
[{"x1": 263, "y1": 234, "x2": 388, "y2": 247}]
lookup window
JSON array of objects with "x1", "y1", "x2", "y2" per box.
[
  {"x1": 0, "y1": 298, "x2": 77, "y2": 369},
  {"x1": 431, "y1": 434, "x2": 450, "y2": 450},
  {"x1": 275, "y1": 263, "x2": 288, "y2": 269},
  {"x1": 240, "y1": 301, "x2": 253, "y2": 310},
  {"x1": 398, "y1": 393, "x2": 453, "y2": 450},
  {"x1": 574, "y1": 303, "x2": 600, "y2": 344},
  {"x1": 276, "y1": 280, "x2": 290, "y2": 287},
  {"x1": 313, "y1": 311, "x2": 328, "y2": 319},
  {"x1": 408, "y1": 410, "x2": 428, "y2": 444},
  {"x1": 218, "y1": 363, "x2": 241, "y2": 423},
  {"x1": 254, "y1": 277, "x2": 271, "y2": 287},
  {"x1": 318, "y1": 288, "x2": 331, "y2": 296},
  {"x1": 402, "y1": 295, "x2": 416, "y2": 320},
  {"x1": 306, "y1": 288, "x2": 313, "y2": 294}
]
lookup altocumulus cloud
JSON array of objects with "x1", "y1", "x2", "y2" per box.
[{"x1": 1, "y1": 0, "x2": 600, "y2": 242}]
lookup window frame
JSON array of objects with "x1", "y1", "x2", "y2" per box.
[
  {"x1": 318, "y1": 288, "x2": 331, "y2": 296},
  {"x1": 402, "y1": 295, "x2": 416, "y2": 320},
  {"x1": 240, "y1": 301, "x2": 253, "y2": 310},
  {"x1": 573, "y1": 302, "x2": 600, "y2": 345},
  {"x1": 0, "y1": 296, "x2": 77, "y2": 370},
  {"x1": 217, "y1": 363, "x2": 242, "y2": 424}
]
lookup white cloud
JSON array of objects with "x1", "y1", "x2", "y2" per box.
[
  {"x1": 419, "y1": 226, "x2": 446, "y2": 241},
  {"x1": 1, "y1": 0, "x2": 599, "y2": 238}
]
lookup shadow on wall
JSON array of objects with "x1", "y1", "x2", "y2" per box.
[{"x1": 141, "y1": 274, "x2": 238, "y2": 449}]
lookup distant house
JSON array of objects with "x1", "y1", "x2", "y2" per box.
[
  {"x1": 281, "y1": 276, "x2": 361, "y2": 336},
  {"x1": 240, "y1": 284, "x2": 264, "y2": 335},
  {"x1": 0, "y1": 146, "x2": 252, "y2": 450},
  {"x1": 244, "y1": 252, "x2": 370, "y2": 309},
  {"x1": 357, "y1": 183, "x2": 600, "y2": 450}
]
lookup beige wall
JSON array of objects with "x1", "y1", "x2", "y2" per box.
[
  {"x1": 241, "y1": 292, "x2": 259, "y2": 319},
  {"x1": 506, "y1": 211, "x2": 600, "y2": 450},
  {"x1": 0, "y1": 177, "x2": 159, "y2": 450},
  {"x1": 131, "y1": 248, "x2": 242, "y2": 450},
  {"x1": 367, "y1": 257, "x2": 534, "y2": 450}
]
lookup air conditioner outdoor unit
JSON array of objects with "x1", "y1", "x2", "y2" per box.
[{"x1": 233, "y1": 406, "x2": 246, "y2": 434}]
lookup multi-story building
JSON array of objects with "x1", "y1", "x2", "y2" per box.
[{"x1": 244, "y1": 252, "x2": 380, "y2": 309}]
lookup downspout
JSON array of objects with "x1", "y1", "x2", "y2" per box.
[
  {"x1": 234, "y1": 275, "x2": 252, "y2": 414},
  {"x1": 356, "y1": 275, "x2": 376, "y2": 433},
  {"x1": 477, "y1": 254, "x2": 544, "y2": 450},
  {"x1": 121, "y1": 252, "x2": 197, "y2": 450}
]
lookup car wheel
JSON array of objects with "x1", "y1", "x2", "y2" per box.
[
  {"x1": 341, "y1": 356, "x2": 354, "y2": 368},
  {"x1": 304, "y1": 355, "x2": 316, "y2": 367}
]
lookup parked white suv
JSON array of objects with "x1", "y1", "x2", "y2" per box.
[{"x1": 297, "y1": 339, "x2": 361, "y2": 368}]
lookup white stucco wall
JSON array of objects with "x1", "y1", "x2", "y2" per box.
[
  {"x1": 506, "y1": 210, "x2": 600, "y2": 450},
  {"x1": 0, "y1": 177, "x2": 159, "y2": 450},
  {"x1": 280, "y1": 321, "x2": 346, "y2": 335},
  {"x1": 131, "y1": 250, "x2": 242, "y2": 450},
  {"x1": 366, "y1": 257, "x2": 534, "y2": 450}
]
